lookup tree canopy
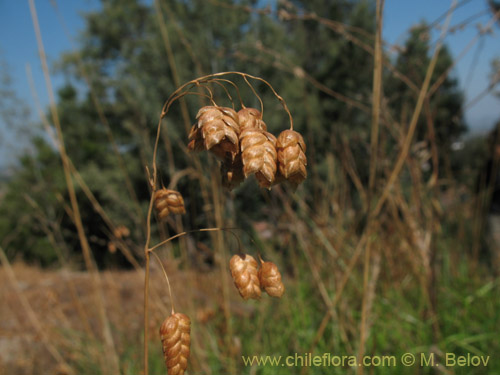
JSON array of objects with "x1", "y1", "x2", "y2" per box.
[{"x1": 0, "y1": 0, "x2": 469, "y2": 267}]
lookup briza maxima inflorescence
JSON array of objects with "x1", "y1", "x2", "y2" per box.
[
  {"x1": 154, "y1": 189, "x2": 186, "y2": 220},
  {"x1": 229, "y1": 253, "x2": 261, "y2": 300},
  {"x1": 188, "y1": 106, "x2": 240, "y2": 161},
  {"x1": 276, "y1": 129, "x2": 307, "y2": 187},
  {"x1": 258, "y1": 259, "x2": 285, "y2": 298},
  {"x1": 229, "y1": 253, "x2": 286, "y2": 300},
  {"x1": 148, "y1": 73, "x2": 298, "y2": 375},
  {"x1": 160, "y1": 313, "x2": 191, "y2": 375},
  {"x1": 240, "y1": 127, "x2": 278, "y2": 189},
  {"x1": 187, "y1": 105, "x2": 307, "y2": 190}
]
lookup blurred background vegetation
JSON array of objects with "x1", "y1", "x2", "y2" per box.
[{"x1": 0, "y1": 0, "x2": 500, "y2": 374}]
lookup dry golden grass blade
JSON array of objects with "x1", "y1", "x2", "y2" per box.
[
  {"x1": 153, "y1": 0, "x2": 192, "y2": 135},
  {"x1": 27, "y1": 61, "x2": 142, "y2": 271},
  {"x1": 0, "y1": 246, "x2": 74, "y2": 375},
  {"x1": 49, "y1": 1, "x2": 146, "y2": 230},
  {"x1": 29, "y1": 1, "x2": 121, "y2": 374},
  {"x1": 357, "y1": 1, "x2": 385, "y2": 373},
  {"x1": 373, "y1": 0, "x2": 457, "y2": 217},
  {"x1": 427, "y1": 9, "x2": 500, "y2": 98}
]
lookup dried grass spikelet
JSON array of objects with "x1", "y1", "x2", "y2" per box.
[
  {"x1": 240, "y1": 128, "x2": 277, "y2": 189},
  {"x1": 238, "y1": 107, "x2": 267, "y2": 132},
  {"x1": 276, "y1": 129, "x2": 307, "y2": 186},
  {"x1": 258, "y1": 259, "x2": 285, "y2": 298},
  {"x1": 229, "y1": 254, "x2": 261, "y2": 300},
  {"x1": 187, "y1": 123, "x2": 204, "y2": 152},
  {"x1": 160, "y1": 313, "x2": 191, "y2": 375},
  {"x1": 221, "y1": 155, "x2": 245, "y2": 191},
  {"x1": 154, "y1": 188, "x2": 186, "y2": 220},
  {"x1": 113, "y1": 225, "x2": 130, "y2": 238},
  {"x1": 188, "y1": 106, "x2": 240, "y2": 161}
]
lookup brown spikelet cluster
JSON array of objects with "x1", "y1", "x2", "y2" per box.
[
  {"x1": 229, "y1": 253, "x2": 285, "y2": 300},
  {"x1": 276, "y1": 130, "x2": 307, "y2": 187},
  {"x1": 229, "y1": 254, "x2": 261, "y2": 300},
  {"x1": 187, "y1": 105, "x2": 307, "y2": 190},
  {"x1": 150, "y1": 78, "x2": 305, "y2": 371},
  {"x1": 160, "y1": 313, "x2": 191, "y2": 375},
  {"x1": 154, "y1": 188, "x2": 186, "y2": 220}
]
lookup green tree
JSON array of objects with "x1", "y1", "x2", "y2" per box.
[
  {"x1": 2, "y1": 1, "x2": 466, "y2": 266},
  {"x1": 386, "y1": 23, "x2": 467, "y2": 177}
]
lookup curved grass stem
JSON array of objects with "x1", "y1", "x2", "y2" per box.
[{"x1": 150, "y1": 250, "x2": 176, "y2": 314}]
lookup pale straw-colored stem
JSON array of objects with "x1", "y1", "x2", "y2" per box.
[
  {"x1": 29, "y1": 1, "x2": 120, "y2": 373},
  {"x1": 373, "y1": 0, "x2": 457, "y2": 217}
]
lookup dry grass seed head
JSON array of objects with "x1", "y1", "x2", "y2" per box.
[
  {"x1": 258, "y1": 260, "x2": 285, "y2": 298},
  {"x1": 276, "y1": 129, "x2": 307, "y2": 186},
  {"x1": 187, "y1": 124, "x2": 205, "y2": 152},
  {"x1": 221, "y1": 155, "x2": 245, "y2": 191},
  {"x1": 192, "y1": 106, "x2": 240, "y2": 161},
  {"x1": 154, "y1": 189, "x2": 186, "y2": 220},
  {"x1": 237, "y1": 108, "x2": 267, "y2": 132},
  {"x1": 240, "y1": 128, "x2": 278, "y2": 189},
  {"x1": 229, "y1": 254, "x2": 261, "y2": 300},
  {"x1": 160, "y1": 312, "x2": 191, "y2": 375}
]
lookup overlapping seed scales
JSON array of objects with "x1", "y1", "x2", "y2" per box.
[
  {"x1": 192, "y1": 106, "x2": 240, "y2": 160},
  {"x1": 240, "y1": 128, "x2": 277, "y2": 189},
  {"x1": 258, "y1": 260, "x2": 285, "y2": 298},
  {"x1": 221, "y1": 155, "x2": 245, "y2": 191},
  {"x1": 237, "y1": 107, "x2": 267, "y2": 132},
  {"x1": 276, "y1": 129, "x2": 307, "y2": 186},
  {"x1": 229, "y1": 254, "x2": 261, "y2": 300},
  {"x1": 160, "y1": 313, "x2": 191, "y2": 375},
  {"x1": 154, "y1": 189, "x2": 186, "y2": 220}
]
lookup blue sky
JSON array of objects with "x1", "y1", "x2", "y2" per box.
[{"x1": 0, "y1": 0, "x2": 499, "y2": 169}]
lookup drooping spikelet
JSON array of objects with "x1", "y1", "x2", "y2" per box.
[
  {"x1": 188, "y1": 106, "x2": 240, "y2": 161},
  {"x1": 237, "y1": 107, "x2": 267, "y2": 132},
  {"x1": 154, "y1": 188, "x2": 186, "y2": 220},
  {"x1": 258, "y1": 259, "x2": 285, "y2": 298},
  {"x1": 229, "y1": 254, "x2": 261, "y2": 300},
  {"x1": 221, "y1": 155, "x2": 245, "y2": 191},
  {"x1": 187, "y1": 123, "x2": 204, "y2": 152},
  {"x1": 239, "y1": 128, "x2": 277, "y2": 189},
  {"x1": 160, "y1": 313, "x2": 191, "y2": 375},
  {"x1": 276, "y1": 129, "x2": 307, "y2": 186}
]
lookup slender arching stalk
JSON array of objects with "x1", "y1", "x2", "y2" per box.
[
  {"x1": 212, "y1": 78, "x2": 245, "y2": 108},
  {"x1": 159, "y1": 72, "x2": 294, "y2": 128},
  {"x1": 150, "y1": 250, "x2": 175, "y2": 314},
  {"x1": 144, "y1": 71, "x2": 297, "y2": 375},
  {"x1": 143, "y1": 224, "x2": 243, "y2": 375},
  {"x1": 148, "y1": 227, "x2": 243, "y2": 254},
  {"x1": 207, "y1": 80, "x2": 236, "y2": 108},
  {"x1": 242, "y1": 75, "x2": 264, "y2": 116}
]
